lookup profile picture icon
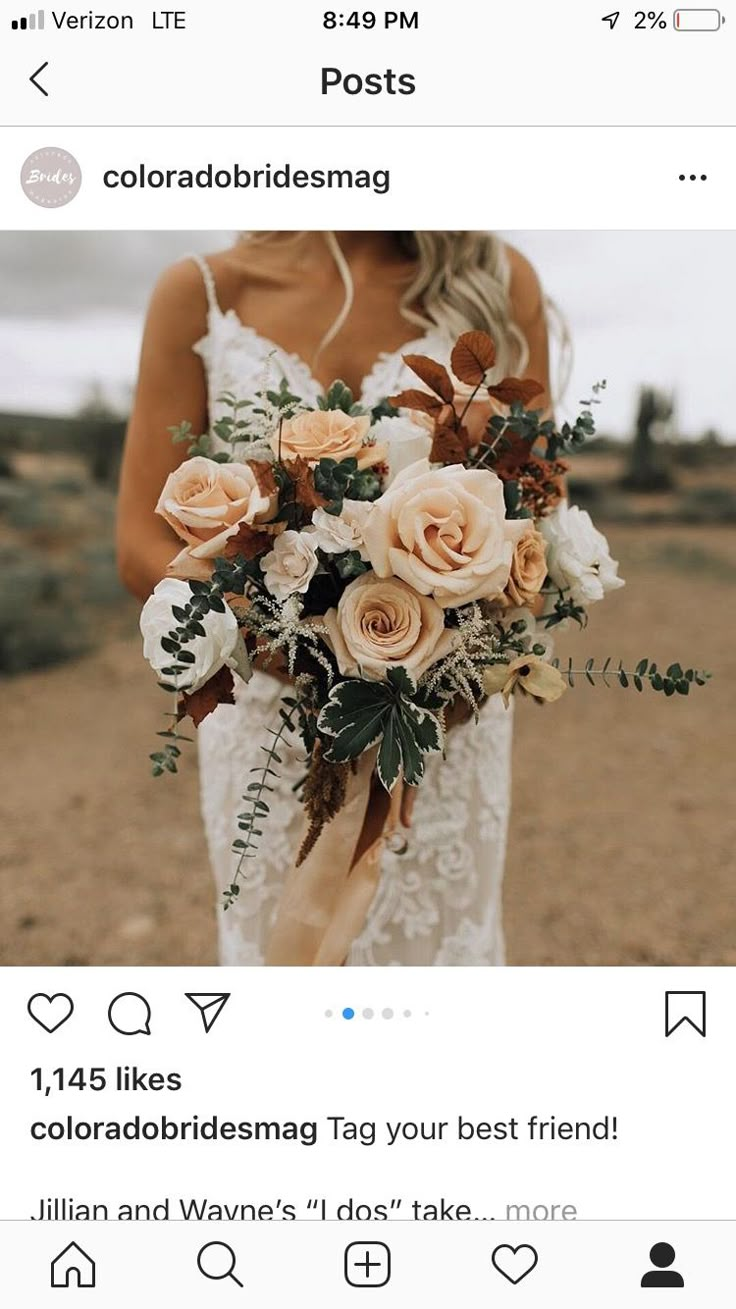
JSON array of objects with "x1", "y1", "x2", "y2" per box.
[{"x1": 641, "y1": 1242, "x2": 685, "y2": 1288}]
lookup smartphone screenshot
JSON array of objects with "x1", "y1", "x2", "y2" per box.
[{"x1": 0, "y1": 2, "x2": 733, "y2": 1303}]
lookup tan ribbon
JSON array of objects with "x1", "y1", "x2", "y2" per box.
[{"x1": 265, "y1": 751, "x2": 403, "y2": 966}]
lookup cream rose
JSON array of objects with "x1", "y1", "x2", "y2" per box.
[
  {"x1": 371, "y1": 414, "x2": 432, "y2": 485},
  {"x1": 502, "y1": 527, "x2": 548, "y2": 607},
  {"x1": 140, "y1": 578, "x2": 251, "y2": 693},
  {"x1": 362, "y1": 458, "x2": 526, "y2": 608},
  {"x1": 273, "y1": 409, "x2": 385, "y2": 469},
  {"x1": 156, "y1": 457, "x2": 278, "y2": 564},
  {"x1": 310, "y1": 501, "x2": 372, "y2": 560},
  {"x1": 323, "y1": 573, "x2": 455, "y2": 681},
  {"x1": 261, "y1": 529, "x2": 320, "y2": 602}
]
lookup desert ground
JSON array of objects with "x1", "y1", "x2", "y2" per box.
[{"x1": 1, "y1": 511, "x2": 733, "y2": 967}]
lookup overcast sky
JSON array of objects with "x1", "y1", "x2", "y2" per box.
[{"x1": 0, "y1": 231, "x2": 733, "y2": 438}]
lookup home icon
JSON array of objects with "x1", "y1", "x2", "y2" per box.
[{"x1": 50, "y1": 1241, "x2": 96, "y2": 1288}]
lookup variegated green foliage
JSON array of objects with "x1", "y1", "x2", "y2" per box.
[{"x1": 318, "y1": 666, "x2": 444, "y2": 792}]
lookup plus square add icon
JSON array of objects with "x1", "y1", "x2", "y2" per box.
[{"x1": 344, "y1": 1242, "x2": 391, "y2": 1288}]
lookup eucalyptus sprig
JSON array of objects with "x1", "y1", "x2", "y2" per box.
[
  {"x1": 224, "y1": 694, "x2": 303, "y2": 910},
  {"x1": 552, "y1": 657, "x2": 711, "y2": 695}
]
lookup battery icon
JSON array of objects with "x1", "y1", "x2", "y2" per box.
[{"x1": 674, "y1": 8, "x2": 723, "y2": 27}]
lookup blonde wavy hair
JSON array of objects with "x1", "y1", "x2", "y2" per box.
[{"x1": 239, "y1": 231, "x2": 530, "y2": 378}]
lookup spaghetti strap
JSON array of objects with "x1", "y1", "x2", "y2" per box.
[{"x1": 190, "y1": 253, "x2": 220, "y2": 315}]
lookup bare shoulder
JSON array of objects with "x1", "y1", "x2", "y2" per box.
[
  {"x1": 145, "y1": 256, "x2": 212, "y2": 344},
  {"x1": 504, "y1": 242, "x2": 544, "y2": 323}
]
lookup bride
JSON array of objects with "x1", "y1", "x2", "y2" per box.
[{"x1": 117, "y1": 231, "x2": 552, "y2": 966}]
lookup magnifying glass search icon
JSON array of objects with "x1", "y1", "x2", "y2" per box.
[{"x1": 197, "y1": 1241, "x2": 244, "y2": 1288}]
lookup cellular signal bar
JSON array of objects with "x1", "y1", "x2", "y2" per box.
[{"x1": 11, "y1": 9, "x2": 45, "y2": 29}]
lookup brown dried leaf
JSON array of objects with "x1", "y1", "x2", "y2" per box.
[
  {"x1": 493, "y1": 432, "x2": 537, "y2": 476},
  {"x1": 451, "y1": 331, "x2": 497, "y2": 386},
  {"x1": 487, "y1": 376, "x2": 545, "y2": 407},
  {"x1": 178, "y1": 665, "x2": 235, "y2": 728},
  {"x1": 430, "y1": 425, "x2": 470, "y2": 465},
  {"x1": 403, "y1": 354, "x2": 455, "y2": 404},
  {"x1": 247, "y1": 459, "x2": 278, "y2": 499},
  {"x1": 389, "y1": 388, "x2": 445, "y2": 417},
  {"x1": 224, "y1": 522, "x2": 276, "y2": 561},
  {"x1": 283, "y1": 456, "x2": 327, "y2": 512}
]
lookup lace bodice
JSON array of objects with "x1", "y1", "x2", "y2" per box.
[
  {"x1": 190, "y1": 251, "x2": 452, "y2": 428},
  {"x1": 189, "y1": 254, "x2": 512, "y2": 966}
]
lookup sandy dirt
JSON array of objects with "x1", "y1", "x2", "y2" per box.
[{"x1": 1, "y1": 523, "x2": 734, "y2": 966}]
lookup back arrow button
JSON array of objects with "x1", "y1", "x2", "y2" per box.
[{"x1": 30, "y1": 62, "x2": 49, "y2": 96}]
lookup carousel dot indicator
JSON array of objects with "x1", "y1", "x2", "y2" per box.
[
  {"x1": 382, "y1": 1008, "x2": 394, "y2": 1020},
  {"x1": 342, "y1": 1007, "x2": 355, "y2": 1020},
  {"x1": 363, "y1": 1008, "x2": 375, "y2": 1020}
]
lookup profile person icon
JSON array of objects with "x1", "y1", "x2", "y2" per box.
[{"x1": 641, "y1": 1242, "x2": 685, "y2": 1288}]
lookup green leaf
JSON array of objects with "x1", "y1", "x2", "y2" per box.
[
  {"x1": 377, "y1": 715, "x2": 402, "y2": 791},
  {"x1": 401, "y1": 701, "x2": 444, "y2": 756},
  {"x1": 318, "y1": 680, "x2": 393, "y2": 762},
  {"x1": 387, "y1": 665, "x2": 417, "y2": 697},
  {"x1": 319, "y1": 380, "x2": 356, "y2": 413},
  {"x1": 393, "y1": 710, "x2": 424, "y2": 787}
]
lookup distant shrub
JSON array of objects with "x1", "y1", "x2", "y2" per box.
[
  {"x1": 677, "y1": 486, "x2": 736, "y2": 524},
  {"x1": 0, "y1": 550, "x2": 89, "y2": 675}
]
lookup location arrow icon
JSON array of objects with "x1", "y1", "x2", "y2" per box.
[
  {"x1": 186, "y1": 992, "x2": 231, "y2": 1033},
  {"x1": 601, "y1": 11, "x2": 620, "y2": 28},
  {"x1": 30, "y1": 61, "x2": 49, "y2": 96}
]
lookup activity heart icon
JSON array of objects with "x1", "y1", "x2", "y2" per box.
[
  {"x1": 27, "y1": 993, "x2": 74, "y2": 1033},
  {"x1": 491, "y1": 1243, "x2": 539, "y2": 1284}
]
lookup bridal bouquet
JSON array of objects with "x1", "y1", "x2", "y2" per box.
[{"x1": 141, "y1": 330, "x2": 709, "y2": 963}]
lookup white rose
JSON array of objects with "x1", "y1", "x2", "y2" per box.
[
  {"x1": 310, "y1": 501, "x2": 372, "y2": 560},
  {"x1": 262, "y1": 529, "x2": 319, "y2": 602},
  {"x1": 540, "y1": 502, "x2": 625, "y2": 605},
  {"x1": 371, "y1": 414, "x2": 432, "y2": 486},
  {"x1": 140, "y1": 578, "x2": 250, "y2": 693}
]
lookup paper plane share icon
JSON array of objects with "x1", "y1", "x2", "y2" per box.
[{"x1": 185, "y1": 992, "x2": 231, "y2": 1033}]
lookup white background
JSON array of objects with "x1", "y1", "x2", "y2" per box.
[
  {"x1": 1, "y1": 966, "x2": 731, "y2": 1306},
  {"x1": 0, "y1": 0, "x2": 734, "y2": 126}
]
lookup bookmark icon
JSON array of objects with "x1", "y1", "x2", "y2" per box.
[
  {"x1": 186, "y1": 992, "x2": 231, "y2": 1033},
  {"x1": 664, "y1": 990, "x2": 706, "y2": 1037}
]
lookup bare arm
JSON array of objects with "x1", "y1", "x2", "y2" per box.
[{"x1": 116, "y1": 260, "x2": 210, "y2": 601}]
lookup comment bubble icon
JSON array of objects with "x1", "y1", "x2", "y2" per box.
[{"x1": 108, "y1": 992, "x2": 152, "y2": 1036}]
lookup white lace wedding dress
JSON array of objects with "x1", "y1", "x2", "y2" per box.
[{"x1": 191, "y1": 255, "x2": 514, "y2": 966}]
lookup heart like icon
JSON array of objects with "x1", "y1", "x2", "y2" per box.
[
  {"x1": 27, "y1": 993, "x2": 74, "y2": 1033},
  {"x1": 491, "y1": 1244, "x2": 539, "y2": 1285}
]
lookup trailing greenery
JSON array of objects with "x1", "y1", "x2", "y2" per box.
[
  {"x1": 224, "y1": 695, "x2": 303, "y2": 910},
  {"x1": 552, "y1": 657, "x2": 711, "y2": 695}
]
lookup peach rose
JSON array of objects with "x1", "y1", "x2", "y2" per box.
[
  {"x1": 362, "y1": 458, "x2": 526, "y2": 609},
  {"x1": 156, "y1": 457, "x2": 278, "y2": 566},
  {"x1": 323, "y1": 573, "x2": 456, "y2": 681},
  {"x1": 273, "y1": 409, "x2": 386, "y2": 469},
  {"x1": 502, "y1": 527, "x2": 548, "y2": 607}
]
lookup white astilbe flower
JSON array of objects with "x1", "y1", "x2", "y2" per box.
[
  {"x1": 245, "y1": 594, "x2": 336, "y2": 683},
  {"x1": 421, "y1": 604, "x2": 503, "y2": 714}
]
